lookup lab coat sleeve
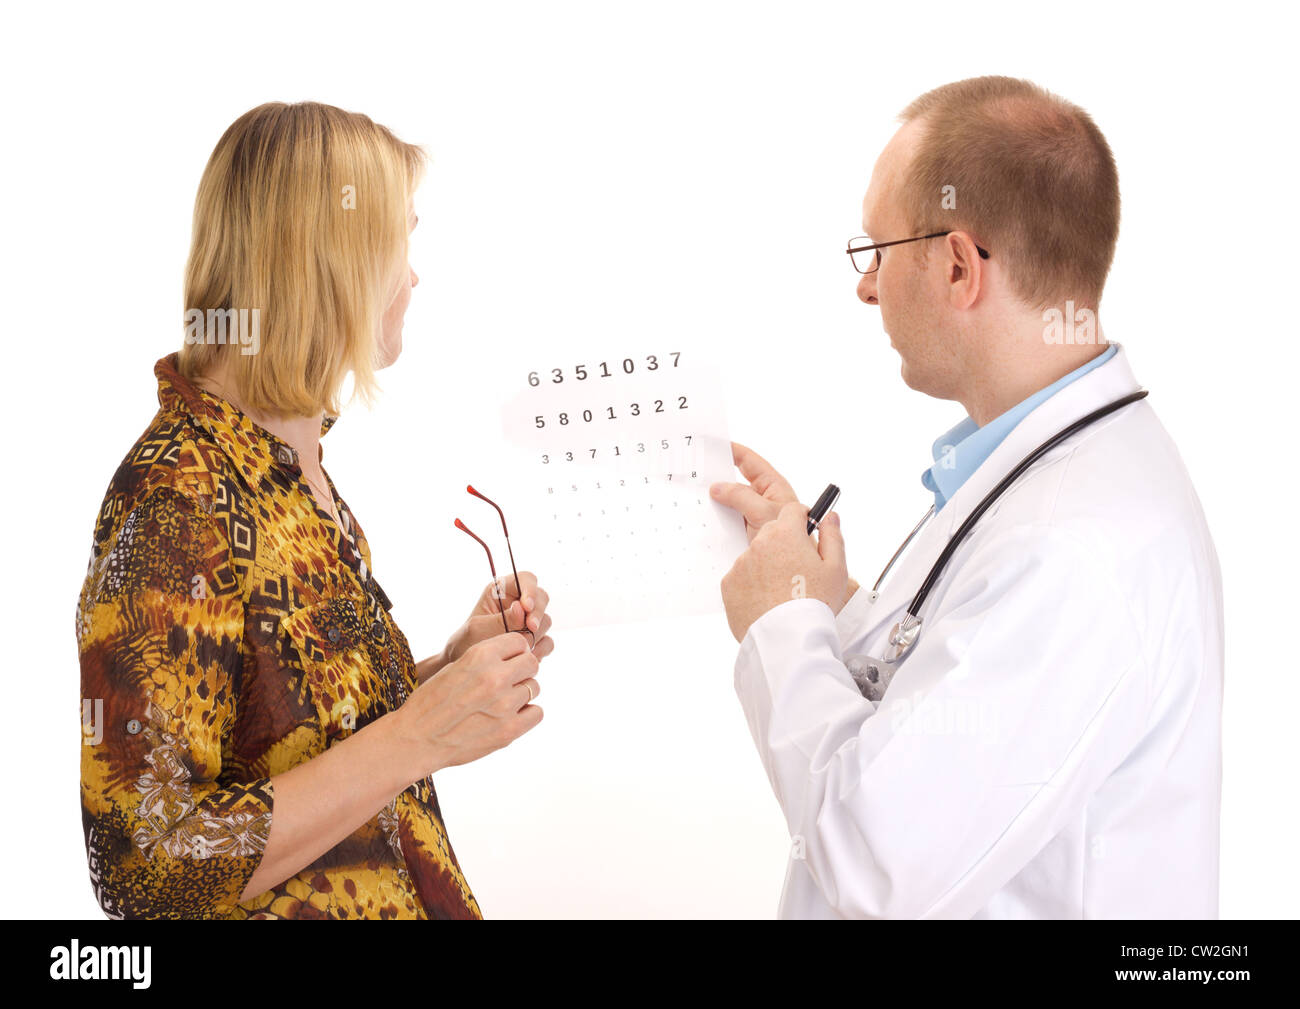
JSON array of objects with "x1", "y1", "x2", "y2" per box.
[
  {"x1": 833, "y1": 582, "x2": 879, "y2": 653},
  {"x1": 734, "y1": 524, "x2": 1149, "y2": 919}
]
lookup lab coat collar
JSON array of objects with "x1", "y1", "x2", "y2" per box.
[
  {"x1": 932, "y1": 341, "x2": 1141, "y2": 543},
  {"x1": 835, "y1": 342, "x2": 1141, "y2": 647}
]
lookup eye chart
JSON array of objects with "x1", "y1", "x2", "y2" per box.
[{"x1": 498, "y1": 348, "x2": 748, "y2": 628}]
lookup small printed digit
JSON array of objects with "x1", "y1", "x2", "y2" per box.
[
  {"x1": 678, "y1": 396, "x2": 688, "y2": 409},
  {"x1": 552, "y1": 368, "x2": 563, "y2": 383},
  {"x1": 654, "y1": 399, "x2": 664, "y2": 412},
  {"x1": 647, "y1": 354, "x2": 658, "y2": 370},
  {"x1": 559, "y1": 412, "x2": 569, "y2": 425},
  {"x1": 630, "y1": 402, "x2": 641, "y2": 416}
]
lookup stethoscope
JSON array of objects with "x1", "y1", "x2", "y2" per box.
[{"x1": 847, "y1": 388, "x2": 1149, "y2": 699}]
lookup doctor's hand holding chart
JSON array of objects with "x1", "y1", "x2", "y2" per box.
[{"x1": 710, "y1": 447, "x2": 853, "y2": 644}]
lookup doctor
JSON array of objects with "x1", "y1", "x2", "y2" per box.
[{"x1": 711, "y1": 76, "x2": 1224, "y2": 919}]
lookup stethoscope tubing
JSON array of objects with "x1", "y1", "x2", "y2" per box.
[{"x1": 904, "y1": 389, "x2": 1150, "y2": 621}]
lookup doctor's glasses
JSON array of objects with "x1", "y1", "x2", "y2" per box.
[
  {"x1": 454, "y1": 485, "x2": 535, "y2": 645},
  {"x1": 847, "y1": 231, "x2": 991, "y2": 274}
]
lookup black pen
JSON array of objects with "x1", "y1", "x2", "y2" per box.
[{"x1": 806, "y1": 483, "x2": 841, "y2": 534}]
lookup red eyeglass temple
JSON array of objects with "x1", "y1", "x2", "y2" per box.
[
  {"x1": 453, "y1": 518, "x2": 510, "y2": 634},
  {"x1": 466, "y1": 484, "x2": 523, "y2": 600},
  {"x1": 454, "y1": 490, "x2": 534, "y2": 643}
]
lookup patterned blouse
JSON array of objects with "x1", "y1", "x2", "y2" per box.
[{"x1": 77, "y1": 352, "x2": 483, "y2": 919}]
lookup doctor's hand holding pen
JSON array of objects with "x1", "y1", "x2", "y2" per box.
[
  {"x1": 710, "y1": 442, "x2": 862, "y2": 593},
  {"x1": 712, "y1": 442, "x2": 853, "y2": 643}
]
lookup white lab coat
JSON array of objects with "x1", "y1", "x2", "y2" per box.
[{"x1": 734, "y1": 343, "x2": 1224, "y2": 919}]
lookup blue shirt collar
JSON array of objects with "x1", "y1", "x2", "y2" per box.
[{"x1": 921, "y1": 344, "x2": 1117, "y2": 511}]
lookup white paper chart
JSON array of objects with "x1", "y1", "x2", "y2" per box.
[{"x1": 498, "y1": 347, "x2": 748, "y2": 627}]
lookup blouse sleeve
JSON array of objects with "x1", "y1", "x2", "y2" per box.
[{"x1": 78, "y1": 484, "x2": 274, "y2": 919}]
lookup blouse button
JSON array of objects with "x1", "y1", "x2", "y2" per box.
[
  {"x1": 275, "y1": 445, "x2": 296, "y2": 466},
  {"x1": 327, "y1": 628, "x2": 341, "y2": 644}
]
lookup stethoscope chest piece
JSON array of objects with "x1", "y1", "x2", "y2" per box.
[
  {"x1": 845, "y1": 616, "x2": 922, "y2": 702},
  {"x1": 844, "y1": 387, "x2": 1149, "y2": 704},
  {"x1": 885, "y1": 614, "x2": 923, "y2": 662}
]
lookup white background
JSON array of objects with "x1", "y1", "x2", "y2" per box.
[{"x1": 3, "y1": 0, "x2": 1295, "y2": 919}]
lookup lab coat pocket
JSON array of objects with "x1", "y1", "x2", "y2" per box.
[{"x1": 280, "y1": 593, "x2": 389, "y2": 743}]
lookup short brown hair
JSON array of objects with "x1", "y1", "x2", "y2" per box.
[
  {"x1": 180, "y1": 102, "x2": 427, "y2": 418},
  {"x1": 897, "y1": 76, "x2": 1119, "y2": 310}
]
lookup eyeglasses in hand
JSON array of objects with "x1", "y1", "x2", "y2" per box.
[{"x1": 454, "y1": 485, "x2": 535, "y2": 645}]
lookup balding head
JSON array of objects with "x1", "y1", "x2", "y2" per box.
[
  {"x1": 854, "y1": 77, "x2": 1119, "y2": 424},
  {"x1": 896, "y1": 76, "x2": 1119, "y2": 311}
]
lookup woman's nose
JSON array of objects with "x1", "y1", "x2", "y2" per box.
[{"x1": 410, "y1": 267, "x2": 419, "y2": 289}]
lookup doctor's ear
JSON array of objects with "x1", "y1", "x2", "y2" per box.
[{"x1": 941, "y1": 232, "x2": 986, "y2": 307}]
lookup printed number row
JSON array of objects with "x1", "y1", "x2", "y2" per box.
[
  {"x1": 535, "y1": 398, "x2": 687, "y2": 427},
  {"x1": 547, "y1": 474, "x2": 701, "y2": 491},
  {"x1": 542, "y1": 435, "x2": 694, "y2": 463},
  {"x1": 527, "y1": 353, "x2": 680, "y2": 387}
]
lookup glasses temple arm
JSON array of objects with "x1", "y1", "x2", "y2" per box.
[
  {"x1": 467, "y1": 484, "x2": 523, "y2": 599},
  {"x1": 454, "y1": 518, "x2": 510, "y2": 633}
]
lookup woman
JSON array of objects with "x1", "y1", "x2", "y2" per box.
[{"x1": 77, "y1": 102, "x2": 554, "y2": 919}]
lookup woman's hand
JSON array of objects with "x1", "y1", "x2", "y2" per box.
[
  {"x1": 391, "y1": 632, "x2": 543, "y2": 780},
  {"x1": 419, "y1": 572, "x2": 554, "y2": 683}
]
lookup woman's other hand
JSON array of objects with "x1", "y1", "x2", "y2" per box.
[
  {"x1": 419, "y1": 572, "x2": 554, "y2": 683},
  {"x1": 392, "y1": 632, "x2": 543, "y2": 778}
]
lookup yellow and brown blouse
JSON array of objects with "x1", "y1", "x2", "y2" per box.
[{"x1": 77, "y1": 352, "x2": 482, "y2": 919}]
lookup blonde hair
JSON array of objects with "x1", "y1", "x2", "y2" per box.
[
  {"x1": 179, "y1": 101, "x2": 427, "y2": 417},
  {"x1": 897, "y1": 76, "x2": 1119, "y2": 311}
]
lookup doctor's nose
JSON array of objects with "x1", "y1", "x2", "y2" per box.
[{"x1": 856, "y1": 270, "x2": 878, "y2": 305}]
